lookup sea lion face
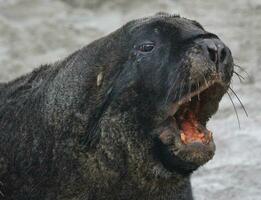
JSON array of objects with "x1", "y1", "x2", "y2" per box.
[{"x1": 95, "y1": 14, "x2": 233, "y2": 177}]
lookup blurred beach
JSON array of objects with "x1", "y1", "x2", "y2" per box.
[{"x1": 0, "y1": 0, "x2": 260, "y2": 199}]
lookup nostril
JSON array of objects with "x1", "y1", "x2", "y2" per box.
[
  {"x1": 220, "y1": 48, "x2": 227, "y2": 63},
  {"x1": 208, "y1": 47, "x2": 218, "y2": 64}
]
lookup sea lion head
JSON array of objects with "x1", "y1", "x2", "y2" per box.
[{"x1": 83, "y1": 13, "x2": 233, "y2": 179}]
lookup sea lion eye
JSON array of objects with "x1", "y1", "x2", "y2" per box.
[{"x1": 138, "y1": 43, "x2": 155, "y2": 52}]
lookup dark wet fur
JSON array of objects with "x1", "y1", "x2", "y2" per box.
[{"x1": 0, "y1": 13, "x2": 233, "y2": 200}]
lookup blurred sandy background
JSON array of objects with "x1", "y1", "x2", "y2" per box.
[{"x1": 0, "y1": 0, "x2": 260, "y2": 199}]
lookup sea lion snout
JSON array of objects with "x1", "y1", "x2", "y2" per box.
[{"x1": 193, "y1": 37, "x2": 234, "y2": 82}]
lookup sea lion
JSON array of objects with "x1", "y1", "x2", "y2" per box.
[{"x1": 0, "y1": 13, "x2": 233, "y2": 200}]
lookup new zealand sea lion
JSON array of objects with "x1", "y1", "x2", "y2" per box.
[{"x1": 0, "y1": 13, "x2": 233, "y2": 200}]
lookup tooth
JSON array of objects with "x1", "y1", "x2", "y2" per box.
[{"x1": 180, "y1": 132, "x2": 186, "y2": 142}]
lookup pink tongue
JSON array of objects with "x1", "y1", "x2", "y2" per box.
[{"x1": 180, "y1": 112, "x2": 210, "y2": 144}]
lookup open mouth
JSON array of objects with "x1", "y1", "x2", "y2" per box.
[
  {"x1": 155, "y1": 76, "x2": 228, "y2": 173},
  {"x1": 175, "y1": 101, "x2": 212, "y2": 145},
  {"x1": 169, "y1": 79, "x2": 226, "y2": 145},
  {"x1": 162, "y1": 76, "x2": 226, "y2": 144}
]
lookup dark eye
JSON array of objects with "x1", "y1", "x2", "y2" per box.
[{"x1": 138, "y1": 43, "x2": 155, "y2": 52}]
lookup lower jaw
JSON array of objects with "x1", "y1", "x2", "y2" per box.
[{"x1": 156, "y1": 139, "x2": 216, "y2": 175}]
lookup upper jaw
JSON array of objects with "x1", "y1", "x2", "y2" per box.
[{"x1": 167, "y1": 73, "x2": 228, "y2": 118}]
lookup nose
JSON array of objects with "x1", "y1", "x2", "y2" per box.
[
  {"x1": 198, "y1": 38, "x2": 233, "y2": 79},
  {"x1": 201, "y1": 39, "x2": 230, "y2": 66}
]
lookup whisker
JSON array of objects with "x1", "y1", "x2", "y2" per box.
[
  {"x1": 229, "y1": 86, "x2": 248, "y2": 117},
  {"x1": 234, "y1": 63, "x2": 249, "y2": 76},
  {"x1": 165, "y1": 68, "x2": 180, "y2": 104},
  {"x1": 233, "y1": 71, "x2": 245, "y2": 82},
  {"x1": 173, "y1": 67, "x2": 187, "y2": 102},
  {"x1": 233, "y1": 71, "x2": 245, "y2": 79},
  {"x1": 234, "y1": 63, "x2": 245, "y2": 71},
  {"x1": 197, "y1": 81, "x2": 200, "y2": 100},
  {"x1": 188, "y1": 78, "x2": 192, "y2": 101},
  {"x1": 197, "y1": 69, "x2": 209, "y2": 87},
  {"x1": 178, "y1": 79, "x2": 185, "y2": 101},
  {"x1": 227, "y1": 91, "x2": 241, "y2": 128}
]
